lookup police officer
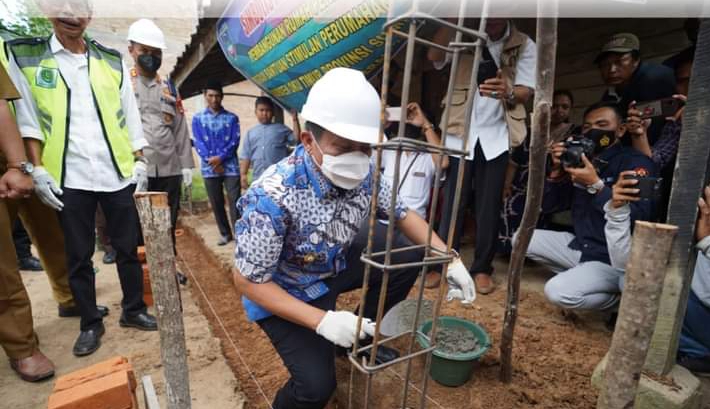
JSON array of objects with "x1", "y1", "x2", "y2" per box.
[
  {"x1": 127, "y1": 19, "x2": 194, "y2": 253},
  {"x1": 7, "y1": 0, "x2": 157, "y2": 357}
]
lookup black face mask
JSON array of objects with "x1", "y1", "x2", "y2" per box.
[
  {"x1": 137, "y1": 53, "x2": 162, "y2": 73},
  {"x1": 583, "y1": 128, "x2": 616, "y2": 154}
]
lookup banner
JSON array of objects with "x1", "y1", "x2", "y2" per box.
[{"x1": 216, "y1": 0, "x2": 406, "y2": 111}]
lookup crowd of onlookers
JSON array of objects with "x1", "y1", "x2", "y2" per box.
[{"x1": 0, "y1": 1, "x2": 707, "y2": 393}]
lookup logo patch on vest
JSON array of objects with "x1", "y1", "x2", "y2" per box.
[{"x1": 35, "y1": 67, "x2": 58, "y2": 89}]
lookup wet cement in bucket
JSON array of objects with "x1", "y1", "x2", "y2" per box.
[{"x1": 432, "y1": 326, "x2": 480, "y2": 355}]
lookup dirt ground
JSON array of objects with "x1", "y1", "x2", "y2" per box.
[
  {"x1": 179, "y1": 211, "x2": 631, "y2": 409},
  {"x1": 0, "y1": 250, "x2": 245, "y2": 408}
]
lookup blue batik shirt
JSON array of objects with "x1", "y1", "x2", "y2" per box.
[
  {"x1": 191, "y1": 107, "x2": 240, "y2": 178},
  {"x1": 235, "y1": 144, "x2": 408, "y2": 321}
]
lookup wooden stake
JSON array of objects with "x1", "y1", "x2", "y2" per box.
[
  {"x1": 135, "y1": 192, "x2": 192, "y2": 409},
  {"x1": 499, "y1": 8, "x2": 558, "y2": 383},
  {"x1": 597, "y1": 221, "x2": 678, "y2": 409}
]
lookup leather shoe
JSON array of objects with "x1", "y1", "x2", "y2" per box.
[
  {"x1": 18, "y1": 256, "x2": 43, "y2": 271},
  {"x1": 474, "y1": 273, "x2": 496, "y2": 295},
  {"x1": 58, "y1": 304, "x2": 109, "y2": 318},
  {"x1": 73, "y1": 324, "x2": 105, "y2": 357},
  {"x1": 102, "y1": 250, "x2": 116, "y2": 264},
  {"x1": 10, "y1": 350, "x2": 55, "y2": 382},
  {"x1": 217, "y1": 235, "x2": 232, "y2": 246},
  {"x1": 119, "y1": 312, "x2": 157, "y2": 331}
]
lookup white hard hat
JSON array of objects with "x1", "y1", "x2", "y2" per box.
[
  {"x1": 300, "y1": 67, "x2": 381, "y2": 145},
  {"x1": 127, "y1": 19, "x2": 166, "y2": 50}
]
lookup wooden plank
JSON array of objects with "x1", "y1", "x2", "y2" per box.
[
  {"x1": 142, "y1": 375, "x2": 161, "y2": 409},
  {"x1": 135, "y1": 192, "x2": 192, "y2": 409},
  {"x1": 644, "y1": 18, "x2": 710, "y2": 376}
]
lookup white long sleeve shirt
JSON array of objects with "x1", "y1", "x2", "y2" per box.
[
  {"x1": 7, "y1": 35, "x2": 146, "y2": 192},
  {"x1": 604, "y1": 201, "x2": 710, "y2": 308}
]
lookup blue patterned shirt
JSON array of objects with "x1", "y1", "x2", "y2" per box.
[
  {"x1": 235, "y1": 145, "x2": 408, "y2": 321},
  {"x1": 191, "y1": 108, "x2": 240, "y2": 178}
]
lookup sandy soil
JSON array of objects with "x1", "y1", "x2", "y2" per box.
[
  {"x1": 0, "y1": 250, "x2": 245, "y2": 408},
  {"x1": 178, "y1": 211, "x2": 619, "y2": 408}
]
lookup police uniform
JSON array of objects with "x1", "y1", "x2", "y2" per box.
[{"x1": 131, "y1": 69, "x2": 193, "y2": 251}]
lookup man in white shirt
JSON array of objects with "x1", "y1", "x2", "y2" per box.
[
  {"x1": 428, "y1": 19, "x2": 537, "y2": 294},
  {"x1": 6, "y1": 0, "x2": 157, "y2": 357}
]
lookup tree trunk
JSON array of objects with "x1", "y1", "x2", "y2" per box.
[
  {"x1": 499, "y1": 8, "x2": 559, "y2": 383},
  {"x1": 135, "y1": 192, "x2": 192, "y2": 409},
  {"x1": 597, "y1": 221, "x2": 678, "y2": 409}
]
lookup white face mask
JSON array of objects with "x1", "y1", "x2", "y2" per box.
[{"x1": 311, "y1": 138, "x2": 370, "y2": 190}]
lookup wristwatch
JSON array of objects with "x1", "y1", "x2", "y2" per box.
[
  {"x1": 6, "y1": 161, "x2": 34, "y2": 175},
  {"x1": 505, "y1": 89, "x2": 516, "y2": 105},
  {"x1": 586, "y1": 179, "x2": 605, "y2": 194}
]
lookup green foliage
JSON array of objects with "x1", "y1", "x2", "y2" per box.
[{"x1": 0, "y1": 0, "x2": 52, "y2": 38}]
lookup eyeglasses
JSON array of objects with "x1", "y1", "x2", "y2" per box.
[{"x1": 599, "y1": 54, "x2": 634, "y2": 71}]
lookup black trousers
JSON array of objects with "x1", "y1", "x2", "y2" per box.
[
  {"x1": 204, "y1": 176, "x2": 240, "y2": 239},
  {"x1": 258, "y1": 221, "x2": 421, "y2": 409},
  {"x1": 437, "y1": 142, "x2": 509, "y2": 275},
  {"x1": 148, "y1": 176, "x2": 182, "y2": 253},
  {"x1": 12, "y1": 219, "x2": 32, "y2": 260},
  {"x1": 58, "y1": 185, "x2": 146, "y2": 331}
]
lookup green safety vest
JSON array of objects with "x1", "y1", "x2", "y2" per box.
[{"x1": 7, "y1": 36, "x2": 133, "y2": 185}]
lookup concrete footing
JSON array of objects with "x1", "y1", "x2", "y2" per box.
[{"x1": 592, "y1": 354, "x2": 704, "y2": 409}]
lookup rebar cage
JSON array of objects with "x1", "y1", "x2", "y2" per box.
[{"x1": 347, "y1": 0, "x2": 492, "y2": 407}]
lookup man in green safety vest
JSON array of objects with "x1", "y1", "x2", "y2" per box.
[{"x1": 5, "y1": 0, "x2": 157, "y2": 358}]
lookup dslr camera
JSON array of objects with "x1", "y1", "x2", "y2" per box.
[{"x1": 561, "y1": 136, "x2": 596, "y2": 169}]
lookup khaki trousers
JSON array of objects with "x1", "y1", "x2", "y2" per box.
[{"x1": 0, "y1": 192, "x2": 73, "y2": 359}]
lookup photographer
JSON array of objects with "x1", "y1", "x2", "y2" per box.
[
  {"x1": 626, "y1": 51, "x2": 693, "y2": 221},
  {"x1": 521, "y1": 101, "x2": 656, "y2": 312},
  {"x1": 605, "y1": 183, "x2": 710, "y2": 375}
]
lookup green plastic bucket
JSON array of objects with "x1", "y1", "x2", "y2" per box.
[{"x1": 416, "y1": 317, "x2": 491, "y2": 387}]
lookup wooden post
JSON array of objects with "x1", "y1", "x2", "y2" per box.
[
  {"x1": 499, "y1": 4, "x2": 558, "y2": 383},
  {"x1": 645, "y1": 19, "x2": 710, "y2": 375},
  {"x1": 597, "y1": 221, "x2": 678, "y2": 409},
  {"x1": 135, "y1": 192, "x2": 192, "y2": 409}
]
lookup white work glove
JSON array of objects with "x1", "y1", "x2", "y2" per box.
[
  {"x1": 32, "y1": 166, "x2": 63, "y2": 211},
  {"x1": 133, "y1": 161, "x2": 149, "y2": 192},
  {"x1": 316, "y1": 310, "x2": 376, "y2": 348},
  {"x1": 181, "y1": 168, "x2": 192, "y2": 187},
  {"x1": 446, "y1": 258, "x2": 476, "y2": 304}
]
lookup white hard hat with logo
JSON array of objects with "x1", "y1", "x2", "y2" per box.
[
  {"x1": 127, "y1": 19, "x2": 167, "y2": 50},
  {"x1": 300, "y1": 67, "x2": 381, "y2": 145}
]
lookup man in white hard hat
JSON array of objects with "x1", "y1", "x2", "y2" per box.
[
  {"x1": 127, "y1": 19, "x2": 194, "y2": 254},
  {"x1": 5, "y1": 0, "x2": 157, "y2": 357},
  {"x1": 232, "y1": 67, "x2": 475, "y2": 409}
]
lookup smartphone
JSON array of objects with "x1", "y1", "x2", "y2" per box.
[
  {"x1": 477, "y1": 59, "x2": 499, "y2": 96},
  {"x1": 623, "y1": 174, "x2": 663, "y2": 201},
  {"x1": 386, "y1": 106, "x2": 402, "y2": 122},
  {"x1": 635, "y1": 98, "x2": 684, "y2": 119}
]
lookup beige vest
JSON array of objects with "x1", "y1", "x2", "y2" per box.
[{"x1": 440, "y1": 25, "x2": 530, "y2": 150}]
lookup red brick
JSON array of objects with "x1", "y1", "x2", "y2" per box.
[
  {"x1": 48, "y1": 370, "x2": 136, "y2": 409},
  {"x1": 142, "y1": 264, "x2": 153, "y2": 306},
  {"x1": 137, "y1": 246, "x2": 146, "y2": 263},
  {"x1": 53, "y1": 356, "x2": 133, "y2": 393}
]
